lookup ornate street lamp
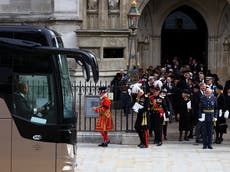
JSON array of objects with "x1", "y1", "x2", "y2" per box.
[{"x1": 127, "y1": 0, "x2": 140, "y2": 82}]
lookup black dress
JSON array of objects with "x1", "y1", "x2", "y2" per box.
[
  {"x1": 179, "y1": 99, "x2": 192, "y2": 131},
  {"x1": 216, "y1": 94, "x2": 227, "y2": 133}
]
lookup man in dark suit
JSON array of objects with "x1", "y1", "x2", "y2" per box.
[
  {"x1": 193, "y1": 82, "x2": 207, "y2": 143},
  {"x1": 14, "y1": 82, "x2": 44, "y2": 119}
]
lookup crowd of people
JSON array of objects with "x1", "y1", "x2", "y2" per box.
[{"x1": 110, "y1": 56, "x2": 230, "y2": 149}]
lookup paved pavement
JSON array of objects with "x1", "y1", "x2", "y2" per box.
[{"x1": 76, "y1": 141, "x2": 230, "y2": 172}]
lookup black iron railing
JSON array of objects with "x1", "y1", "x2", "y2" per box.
[{"x1": 72, "y1": 80, "x2": 136, "y2": 132}]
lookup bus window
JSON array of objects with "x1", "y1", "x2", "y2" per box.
[{"x1": 13, "y1": 75, "x2": 56, "y2": 124}]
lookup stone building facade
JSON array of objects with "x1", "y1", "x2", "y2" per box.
[{"x1": 0, "y1": 0, "x2": 229, "y2": 83}]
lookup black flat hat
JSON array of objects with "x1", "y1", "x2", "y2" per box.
[{"x1": 98, "y1": 86, "x2": 107, "y2": 91}]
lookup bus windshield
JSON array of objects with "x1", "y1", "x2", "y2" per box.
[
  {"x1": 0, "y1": 36, "x2": 99, "y2": 143},
  {"x1": 0, "y1": 53, "x2": 58, "y2": 125},
  {"x1": 58, "y1": 54, "x2": 75, "y2": 119}
]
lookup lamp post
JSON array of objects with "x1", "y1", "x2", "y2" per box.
[{"x1": 127, "y1": 0, "x2": 140, "y2": 82}]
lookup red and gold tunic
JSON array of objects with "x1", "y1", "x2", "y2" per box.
[{"x1": 95, "y1": 96, "x2": 113, "y2": 131}]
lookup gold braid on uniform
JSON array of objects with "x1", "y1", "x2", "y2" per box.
[{"x1": 142, "y1": 112, "x2": 147, "y2": 126}]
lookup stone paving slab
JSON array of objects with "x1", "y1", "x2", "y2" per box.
[{"x1": 76, "y1": 142, "x2": 230, "y2": 172}]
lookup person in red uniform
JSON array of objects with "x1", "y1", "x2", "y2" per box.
[{"x1": 92, "y1": 86, "x2": 113, "y2": 147}]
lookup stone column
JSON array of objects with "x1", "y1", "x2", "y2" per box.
[
  {"x1": 150, "y1": 35, "x2": 161, "y2": 67},
  {"x1": 207, "y1": 36, "x2": 218, "y2": 73},
  {"x1": 223, "y1": 38, "x2": 230, "y2": 78},
  {"x1": 87, "y1": 0, "x2": 99, "y2": 29}
]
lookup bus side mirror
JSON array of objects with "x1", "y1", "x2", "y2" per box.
[
  {"x1": 73, "y1": 50, "x2": 99, "y2": 83},
  {"x1": 75, "y1": 59, "x2": 91, "y2": 82}
]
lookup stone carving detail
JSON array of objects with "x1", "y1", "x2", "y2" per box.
[
  {"x1": 108, "y1": 0, "x2": 119, "y2": 10},
  {"x1": 108, "y1": 0, "x2": 119, "y2": 14},
  {"x1": 87, "y1": 0, "x2": 98, "y2": 13},
  {"x1": 220, "y1": 6, "x2": 230, "y2": 35},
  {"x1": 138, "y1": 8, "x2": 151, "y2": 35}
]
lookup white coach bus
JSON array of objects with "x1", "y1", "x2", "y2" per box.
[{"x1": 0, "y1": 25, "x2": 99, "y2": 172}]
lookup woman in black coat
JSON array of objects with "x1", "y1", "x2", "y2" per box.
[
  {"x1": 178, "y1": 90, "x2": 192, "y2": 141},
  {"x1": 215, "y1": 85, "x2": 227, "y2": 144}
]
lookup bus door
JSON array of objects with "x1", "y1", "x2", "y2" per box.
[{"x1": 0, "y1": 98, "x2": 11, "y2": 172}]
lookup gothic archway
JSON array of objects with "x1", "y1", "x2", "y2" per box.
[{"x1": 161, "y1": 5, "x2": 208, "y2": 67}]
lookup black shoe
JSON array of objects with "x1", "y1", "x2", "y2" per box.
[
  {"x1": 139, "y1": 144, "x2": 147, "y2": 148},
  {"x1": 98, "y1": 142, "x2": 104, "y2": 146},
  {"x1": 188, "y1": 135, "x2": 193, "y2": 139},
  {"x1": 196, "y1": 139, "x2": 202, "y2": 143},
  {"x1": 184, "y1": 137, "x2": 189, "y2": 141},
  {"x1": 164, "y1": 136, "x2": 168, "y2": 140},
  {"x1": 215, "y1": 139, "x2": 221, "y2": 144},
  {"x1": 208, "y1": 146, "x2": 213, "y2": 149},
  {"x1": 106, "y1": 140, "x2": 110, "y2": 144},
  {"x1": 98, "y1": 142, "x2": 108, "y2": 147},
  {"x1": 137, "y1": 143, "x2": 142, "y2": 147},
  {"x1": 203, "y1": 146, "x2": 207, "y2": 149},
  {"x1": 157, "y1": 142, "x2": 162, "y2": 146}
]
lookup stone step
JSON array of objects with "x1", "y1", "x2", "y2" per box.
[{"x1": 77, "y1": 120, "x2": 230, "y2": 144}]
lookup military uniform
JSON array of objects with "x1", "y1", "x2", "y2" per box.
[
  {"x1": 149, "y1": 91, "x2": 168, "y2": 146},
  {"x1": 94, "y1": 86, "x2": 114, "y2": 147},
  {"x1": 199, "y1": 95, "x2": 217, "y2": 149},
  {"x1": 134, "y1": 94, "x2": 150, "y2": 148}
]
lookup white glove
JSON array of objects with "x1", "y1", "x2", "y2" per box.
[
  {"x1": 199, "y1": 113, "x2": 205, "y2": 122},
  {"x1": 128, "y1": 89, "x2": 131, "y2": 95},
  {"x1": 165, "y1": 118, "x2": 169, "y2": 121},
  {"x1": 198, "y1": 118, "x2": 203, "y2": 122},
  {"x1": 213, "y1": 117, "x2": 217, "y2": 122},
  {"x1": 224, "y1": 110, "x2": 229, "y2": 119},
  {"x1": 219, "y1": 109, "x2": 222, "y2": 117}
]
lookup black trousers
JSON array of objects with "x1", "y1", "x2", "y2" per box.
[
  {"x1": 152, "y1": 112, "x2": 163, "y2": 143},
  {"x1": 154, "y1": 125, "x2": 163, "y2": 143},
  {"x1": 201, "y1": 120, "x2": 213, "y2": 147},
  {"x1": 163, "y1": 121, "x2": 168, "y2": 137},
  {"x1": 137, "y1": 128, "x2": 148, "y2": 146}
]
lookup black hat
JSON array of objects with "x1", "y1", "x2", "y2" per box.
[
  {"x1": 193, "y1": 84, "x2": 200, "y2": 90},
  {"x1": 212, "y1": 74, "x2": 219, "y2": 81},
  {"x1": 149, "y1": 85, "x2": 155, "y2": 89},
  {"x1": 205, "y1": 73, "x2": 214, "y2": 81},
  {"x1": 153, "y1": 86, "x2": 161, "y2": 91},
  {"x1": 182, "y1": 89, "x2": 191, "y2": 95},
  {"x1": 173, "y1": 75, "x2": 180, "y2": 80},
  {"x1": 216, "y1": 84, "x2": 223, "y2": 90},
  {"x1": 98, "y1": 86, "x2": 107, "y2": 92}
]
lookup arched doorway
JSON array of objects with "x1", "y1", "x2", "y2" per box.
[{"x1": 161, "y1": 5, "x2": 208, "y2": 67}]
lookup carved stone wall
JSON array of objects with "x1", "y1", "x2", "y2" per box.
[
  {"x1": 217, "y1": 4, "x2": 230, "y2": 83},
  {"x1": 0, "y1": 0, "x2": 229, "y2": 82},
  {"x1": 74, "y1": 0, "x2": 230, "y2": 81}
]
